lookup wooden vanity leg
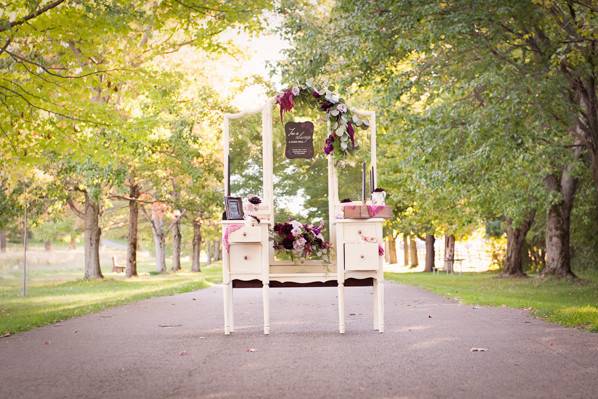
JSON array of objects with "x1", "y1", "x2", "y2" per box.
[
  {"x1": 263, "y1": 281, "x2": 270, "y2": 335},
  {"x1": 338, "y1": 282, "x2": 345, "y2": 334},
  {"x1": 373, "y1": 281, "x2": 379, "y2": 331},
  {"x1": 228, "y1": 283, "x2": 234, "y2": 333},
  {"x1": 223, "y1": 282, "x2": 230, "y2": 335},
  {"x1": 377, "y1": 280, "x2": 384, "y2": 333}
]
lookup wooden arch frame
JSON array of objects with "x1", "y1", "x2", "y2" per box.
[{"x1": 222, "y1": 97, "x2": 377, "y2": 261}]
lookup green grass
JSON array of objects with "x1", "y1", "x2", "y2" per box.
[
  {"x1": 386, "y1": 270, "x2": 598, "y2": 332},
  {"x1": 0, "y1": 259, "x2": 223, "y2": 336}
]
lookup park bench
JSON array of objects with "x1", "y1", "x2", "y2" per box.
[{"x1": 111, "y1": 256, "x2": 125, "y2": 273}]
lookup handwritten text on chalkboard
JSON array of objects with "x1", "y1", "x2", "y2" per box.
[{"x1": 285, "y1": 121, "x2": 314, "y2": 159}]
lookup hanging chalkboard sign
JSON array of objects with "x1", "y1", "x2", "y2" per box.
[{"x1": 284, "y1": 121, "x2": 314, "y2": 159}]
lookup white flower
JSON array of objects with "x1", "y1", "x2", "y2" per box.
[
  {"x1": 293, "y1": 237, "x2": 307, "y2": 250},
  {"x1": 329, "y1": 109, "x2": 339, "y2": 116},
  {"x1": 290, "y1": 220, "x2": 302, "y2": 229},
  {"x1": 337, "y1": 103, "x2": 347, "y2": 113},
  {"x1": 340, "y1": 141, "x2": 348, "y2": 151},
  {"x1": 305, "y1": 79, "x2": 314, "y2": 88},
  {"x1": 325, "y1": 90, "x2": 339, "y2": 104},
  {"x1": 335, "y1": 126, "x2": 345, "y2": 137},
  {"x1": 291, "y1": 86, "x2": 300, "y2": 96}
]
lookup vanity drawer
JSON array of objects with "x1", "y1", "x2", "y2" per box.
[
  {"x1": 343, "y1": 224, "x2": 379, "y2": 243},
  {"x1": 229, "y1": 224, "x2": 263, "y2": 243},
  {"x1": 230, "y1": 244, "x2": 262, "y2": 274},
  {"x1": 344, "y1": 243, "x2": 379, "y2": 271}
]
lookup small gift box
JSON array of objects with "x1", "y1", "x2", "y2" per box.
[
  {"x1": 342, "y1": 203, "x2": 366, "y2": 219},
  {"x1": 342, "y1": 203, "x2": 393, "y2": 219}
]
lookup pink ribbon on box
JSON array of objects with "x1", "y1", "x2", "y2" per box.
[
  {"x1": 223, "y1": 223, "x2": 243, "y2": 253},
  {"x1": 367, "y1": 205, "x2": 385, "y2": 217}
]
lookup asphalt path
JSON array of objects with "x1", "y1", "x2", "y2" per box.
[{"x1": 1, "y1": 282, "x2": 597, "y2": 399}]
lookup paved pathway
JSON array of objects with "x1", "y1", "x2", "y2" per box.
[{"x1": 1, "y1": 282, "x2": 597, "y2": 399}]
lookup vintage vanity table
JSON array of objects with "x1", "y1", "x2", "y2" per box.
[{"x1": 222, "y1": 97, "x2": 384, "y2": 335}]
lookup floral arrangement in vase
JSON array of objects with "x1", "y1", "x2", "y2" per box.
[
  {"x1": 272, "y1": 220, "x2": 331, "y2": 260},
  {"x1": 276, "y1": 80, "x2": 370, "y2": 158}
]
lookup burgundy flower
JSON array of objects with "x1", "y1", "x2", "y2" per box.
[
  {"x1": 282, "y1": 223, "x2": 293, "y2": 235},
  {"x1": 248, "y1": 196, "x2": 262, "y2": 205},
  {"x1": 312, "y1": 90, "x2": 322, "y2": 98},
  {"x1": 282, "y1": 237, "x2": 294, "y2": 250},
  {"x1": 276, "y1": 90, "x2": 295, "y2": 121},
  {"x1": 319, "y1": 100, "x2": 334, "y2": 112},
  {"x1": 273, "y1": 223, "x2": 283, "y2": 234},
  {"x1": 347, "y1": 122, "x2": 355, "y2": 148},
  {"x1": 324, "y1": 134, "x2": 335, "y2": 155}
]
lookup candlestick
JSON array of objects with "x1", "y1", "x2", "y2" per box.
[
  {"x1": 227, "y1": 155, "x2": 231, "y2": 196},
  {"x1": 370, "y1": 166, "x2": 375, "y2": 193},
  {"x1": 362, "y1": 161, "x2": 366, "y2": 203}
]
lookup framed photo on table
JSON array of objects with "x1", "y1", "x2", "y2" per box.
[{"x1": 225, "y1": 197, "x2": 244, "y2": 220}]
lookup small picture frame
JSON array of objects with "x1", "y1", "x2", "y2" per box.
[{"x1": 225, "y1": 197, "x2": 244, "y2": 220}]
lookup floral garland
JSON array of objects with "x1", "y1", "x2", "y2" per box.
[
  {"x1": 272, "y1": 220, "x2": 331, "y2": 260},
  {"x1": 276, "y1": 80, "x2": 370, "y2": 158}
]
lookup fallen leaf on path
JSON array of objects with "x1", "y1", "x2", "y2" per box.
[
  {"x1": 428, "y1": 315, "x2": 432, "y2": 318},
  {"x1": 472, "y1": 306, "x2": 480, "y2": 309},
  {"x1": 199, "y1": 336, "x2": 206, "y2": 339},
  {"x1": 73, "y1": 330, "x2": 78, "y2": 334},
  {"x1": 159, "y1": 324, "x2": 182, "y2": 328},
  {"x1": 179, "y1": 351, "x2": 188, "y2": 356},
  {"x1": 349, "y1": 313, "x2": 356, "y2": 316},
  {"x1": 0, "y1": 332, "x2": 11, "y2": 338},
  {"x1": 247, "y1": 348, "x2": 256, "y2": 352},
  {"x1": 43, "y1": 340, "x2": 50, "y2": 345},
  {"x1": 470, "y1": 347, "x2": 488, "y2": 352}
]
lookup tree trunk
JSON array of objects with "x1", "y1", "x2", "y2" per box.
[
  {"x1": 206, "y1": 240, "x2": 212, "y2": 266},
  {"x1": 83, "y1": 196, "x2": 103, "y2": 279},
  {"x1": 126, "y1": 182, "x2": 139, "y2": 278},
  {"x1": 215, "y1": 239, "x2": 222, "y2": 261},
  {"x1": 387, "y1": 235, "x2": 397, "y2": 264},
  {"x1": 503, "y1": 212, "x2": 535, "y2": 277},
  {"x1": 0, "y1": 230, "x2": 7, "y2": 252},
  {"x1": 44, "y1": 240, "x2": 52, "y2": 251},
  {"x1": 542, "y1": 165, "x2": 578, "y2": 278},
  {"x1": 171, "y1": 217, "x2": 182, "y2": 272},
  {"x1": 403, "y1": 234, "x2": 409, "y2": 266},
  {"x1": 409, "y1": 236, "x2": 418, "y2": 267},
  {"x1": 151, "y1": 203, "x2": 167, "y2": 273},
  {"x1": 444, "y1": 235, "x2": 455, "y2": 273},
  {"x1": 192, "y1": 220, "x2": 202, "y2": 272},
  {"x1": 68, "y1": 234, "x2": 76, "y2": 249},
  {"x1": 424, "y1": 234, "x2": 435, "y2": 272}
]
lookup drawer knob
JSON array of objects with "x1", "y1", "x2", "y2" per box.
[
  {"x1": 243, "y1": 232, "x2": 247, "y2": 237},
  {"x1": 358, "y1": 230, "x2": 362, "y2": 234},
  {"x1": 243, "y1": 255, "x2": 248, "y2": 260},
  {"x1": 360, "y1": 255, "x2": 365, "y2": 259}
]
